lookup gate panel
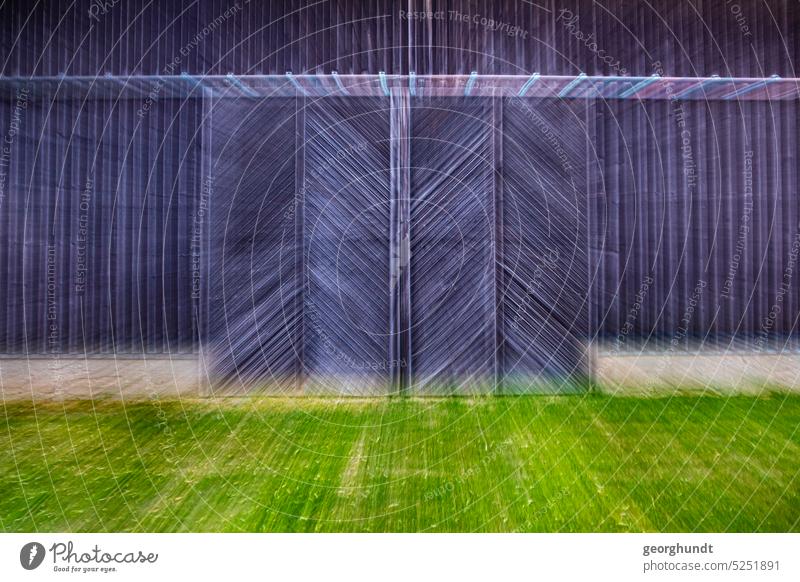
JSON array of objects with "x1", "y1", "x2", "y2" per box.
[
  {"x1": 207, "y1": 97, "x2": 300, "y2": 393},
  {"x1": 409, "y1": 98, "x2": 496, "y2": 393},
  {"x1": 501, "y1": 98, "x2": 589, "y2": 391},
  {"x1": 303, "y1": 97, "x2": 392, "y2": 394}
]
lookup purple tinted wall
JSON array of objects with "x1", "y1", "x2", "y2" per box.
[
  {"x1": 1, "y1": 1, "x2": 797, "y2": 77},
  {"x1": 590, "y1": 98, "x2": 800, "y2": 352}
]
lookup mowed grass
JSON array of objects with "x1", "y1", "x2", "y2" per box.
[{"x1": 0, "y1": 394, "x2": 798, "y2": 532}]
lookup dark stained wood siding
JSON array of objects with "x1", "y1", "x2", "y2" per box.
[
  {"x1": 590, "y1": 98, "x2": 800, "y2": 351},
  {"x1": 1, "y1": 0, "x2": 797, "y2": 77},
  {"x1": 1, "y1": 1, "x2": 798, "y2": 391},
  {"x1": 0, "y1": 96, "x2": 202, "y2": 354}
]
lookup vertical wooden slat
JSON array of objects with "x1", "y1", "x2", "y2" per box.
[
  {"x1": 294, "y1": 94, "x2": 305, "y2": 392},
  {"x1": 492, "y1": 92, "x2": 504, "y2": 391},
  {"x1": 390, "y1": 87, "x2": 411, "y2": 392}
]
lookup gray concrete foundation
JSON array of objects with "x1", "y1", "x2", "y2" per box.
[
  {"x1": 594, "y1": 350, "x2": 800, "y2": 394},
  {"x1": 2, "y1": 349, "x2": 800, "y2": 398},
  {"x1": 0, "y1": 355, "x2": 207, "y2": 400}
]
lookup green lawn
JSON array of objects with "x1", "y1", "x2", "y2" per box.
[{"x1": 1, "y1": 394, "x2": 798, "y2": 532}]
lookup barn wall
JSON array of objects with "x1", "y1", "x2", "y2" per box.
[
  {"x1": 591, "y1": 98, "x2": 800, "y2": 353},
  {"x1": 1, "y1": 89, "x2": 798, "y2": 393},
  {"x1": 0, "y1": 95, "x2": 202, "y2": 355},
  {"x1": 1, "y1": 0, "x2": 797, "y2": 78}
]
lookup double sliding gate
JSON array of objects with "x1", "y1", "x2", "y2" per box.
[{"x1": 206, "y1": 93, "x2": 589, "y2": 394}]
